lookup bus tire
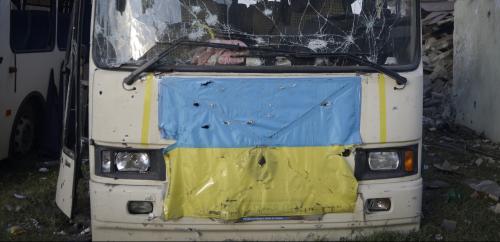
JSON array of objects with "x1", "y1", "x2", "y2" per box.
[{"x1": 9, "y1": 98, "x2": 43, "y2": 158}]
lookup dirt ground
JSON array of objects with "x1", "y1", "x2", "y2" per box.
[
  {"x1": 1, "y1": 125, "x2": 500, "y2": 241},
  {"x1": 0, "y1": 156, "x2": 91, "y2": 241}
]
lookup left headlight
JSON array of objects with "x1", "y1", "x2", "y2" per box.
[
  {"x1": 95, "y1": 147, "x2": 165, "y2": 180},
  {"x1": 115, "y1": 152, "x2": 150, "y2": 173}
]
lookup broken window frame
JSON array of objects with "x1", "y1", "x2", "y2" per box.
[{"x1": 91, "y1": 0, "x2": 422, "y2": 73}]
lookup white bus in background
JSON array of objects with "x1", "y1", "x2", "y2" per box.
[{"x1": 0, "y1": 0, "x2": 72, "y2": 160}]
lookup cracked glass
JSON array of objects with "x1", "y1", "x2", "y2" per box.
[{"x1": 93, "y1": 0, "x2": 418, "y2": 69}]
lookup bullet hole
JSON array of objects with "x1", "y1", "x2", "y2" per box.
[
  {"x1": 488, "y1": 11, "x2": 491, "y2": 18},
  {"x1": 320, "y1": 101, "x2": 332, "y2": 107},
  {"x1": 202, "y1": 124, "x2": 210, "y2": 129},
  {"x1": 99, "y1": 91, "x2": 103, "y2": 95},
  {"x1": 341, "y1": 149, "x2": 351, "y2": 157},
  {"x1": 131, "y1": 95, "x2": 134, "y2": 99},
  {"x1": 258, "y1": 156, "x2": 266, "y2": 167},
  {"x1": 223, "y1": 121, "x2": 231, "y2": 125},
  {"x1": 201, "y1": 80, "x2": 213, "y2": 87},
  {"x1": 473, "y1": 101, "x2": 477, "y2": 109},
  {"x1": 193, "y1": 102, "x2": 200, "y2": 107},
  {"x1": 247, "y1": 120, "x2": 255, "y2": 125}
]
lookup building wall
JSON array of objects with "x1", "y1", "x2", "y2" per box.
[{"x1": 454, "y1": 0, "x2": 500, "y2": 140}]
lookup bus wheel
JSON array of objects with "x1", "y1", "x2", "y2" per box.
[{"x1": 10, "y1": 104, "x2": 38, "y2": 157}]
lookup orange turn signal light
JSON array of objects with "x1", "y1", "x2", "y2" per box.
[{"x1": 404, "y1": 150, "x2": 414, "y2": 172}]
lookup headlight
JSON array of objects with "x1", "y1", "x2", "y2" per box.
[
  {"x1": 95, "y1": 147, "x2": 165, "y2": 181},
  {"x1": 354, "y1": 145, "x2": 419, "y2": 180},
  {"x1": 115, "y1": 152, "x2": 150, "y2": 173},
  {"x1": 368, "y1": 152, "x2": 400, "y2": 170}
]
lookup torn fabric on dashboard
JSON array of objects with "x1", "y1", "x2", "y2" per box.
[{"x1": 158, "y1": 76, "x2": 361, "y2": 220}]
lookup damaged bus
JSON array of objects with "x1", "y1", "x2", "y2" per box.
[{"x1": 56, "y1": 0, "x2": 423, "y2": 240}]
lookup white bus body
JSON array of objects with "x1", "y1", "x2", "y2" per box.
[
  {"x1": 0, "y1": 0, "x2": 72, "y2": 160},
  {"x1": 57, "y1": 0, "x2": 423, "y2": 240}
]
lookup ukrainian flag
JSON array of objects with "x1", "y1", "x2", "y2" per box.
[{"x1": 159, "y1": 76, "x2": 362, "y2": 221}]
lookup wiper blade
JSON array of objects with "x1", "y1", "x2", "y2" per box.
[
  {"x1": 124, "y1": 41, "x2": 407, "y2": 88},
  {"x1": 123, "y1": 39, "x2": 294, "y2": 86},
  {"x1": 294, "y1": 52, "x2": 408, "y2": 87}
]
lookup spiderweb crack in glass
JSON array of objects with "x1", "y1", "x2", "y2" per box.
[{"x1": 93, "y1": 0, "x2": 417, "y2": 68}]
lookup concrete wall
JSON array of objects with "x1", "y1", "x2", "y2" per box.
[{"x1": 454, "y1": 0, "x2": 500, "y2": 141}]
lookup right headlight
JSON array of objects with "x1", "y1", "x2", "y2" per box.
[
  {"x1": 355, "y1": 145, "x2": 419, "y2": 180},
  {"x1": 368, "y1": 152, "x2": 400, "y2": 171}
]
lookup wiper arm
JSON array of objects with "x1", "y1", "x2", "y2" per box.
[
  {"x1": 294, "y1": 52, "x2": 408, "y2": 88},
  {"x1": 124, "y1": 41, "x2": 407, "y2": 88},
  {"x1": 123, "y1": 40, "x2": 294, "y2": 86},
  {"x1": 123, "y1": 39, "x2": 189, "y2": 86}
]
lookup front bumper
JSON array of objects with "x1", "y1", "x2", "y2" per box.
[{"x1": 90, "y1": 178, "x2": 422, "y2": 241}]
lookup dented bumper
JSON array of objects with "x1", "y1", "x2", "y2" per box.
[{"x1": 90, "y1": 178, "x2": 422, "y2": 241}]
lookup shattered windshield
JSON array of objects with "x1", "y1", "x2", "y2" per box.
[{"x1": 93, "y1": 0, "x2": 418, "y2": 69}]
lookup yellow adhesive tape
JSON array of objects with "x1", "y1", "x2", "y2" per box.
[
  {"x1": 141, "y1": 74, "x2": 154, "y2": 145},
  {"x1": 378, "y1": 74, "x2": 387, "y2": 143}
]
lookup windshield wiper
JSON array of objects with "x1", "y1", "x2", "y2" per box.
[
  {"x1": 123, "y1": 39, "x2": 294, "y2": 86},
  {"x1": 123, "y1": 40, "x2": 407, "y2": 89},
  {"x1": 293, "y1": 52, "x2": 408, "y2": 87}
]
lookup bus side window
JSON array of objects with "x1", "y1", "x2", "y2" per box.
[
  {"x1": 57, "y1": 0, "x2": 72, "y2": 50},
  {"x1": 10, "y1": 0, "x2": 55, "y2": 53}
]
